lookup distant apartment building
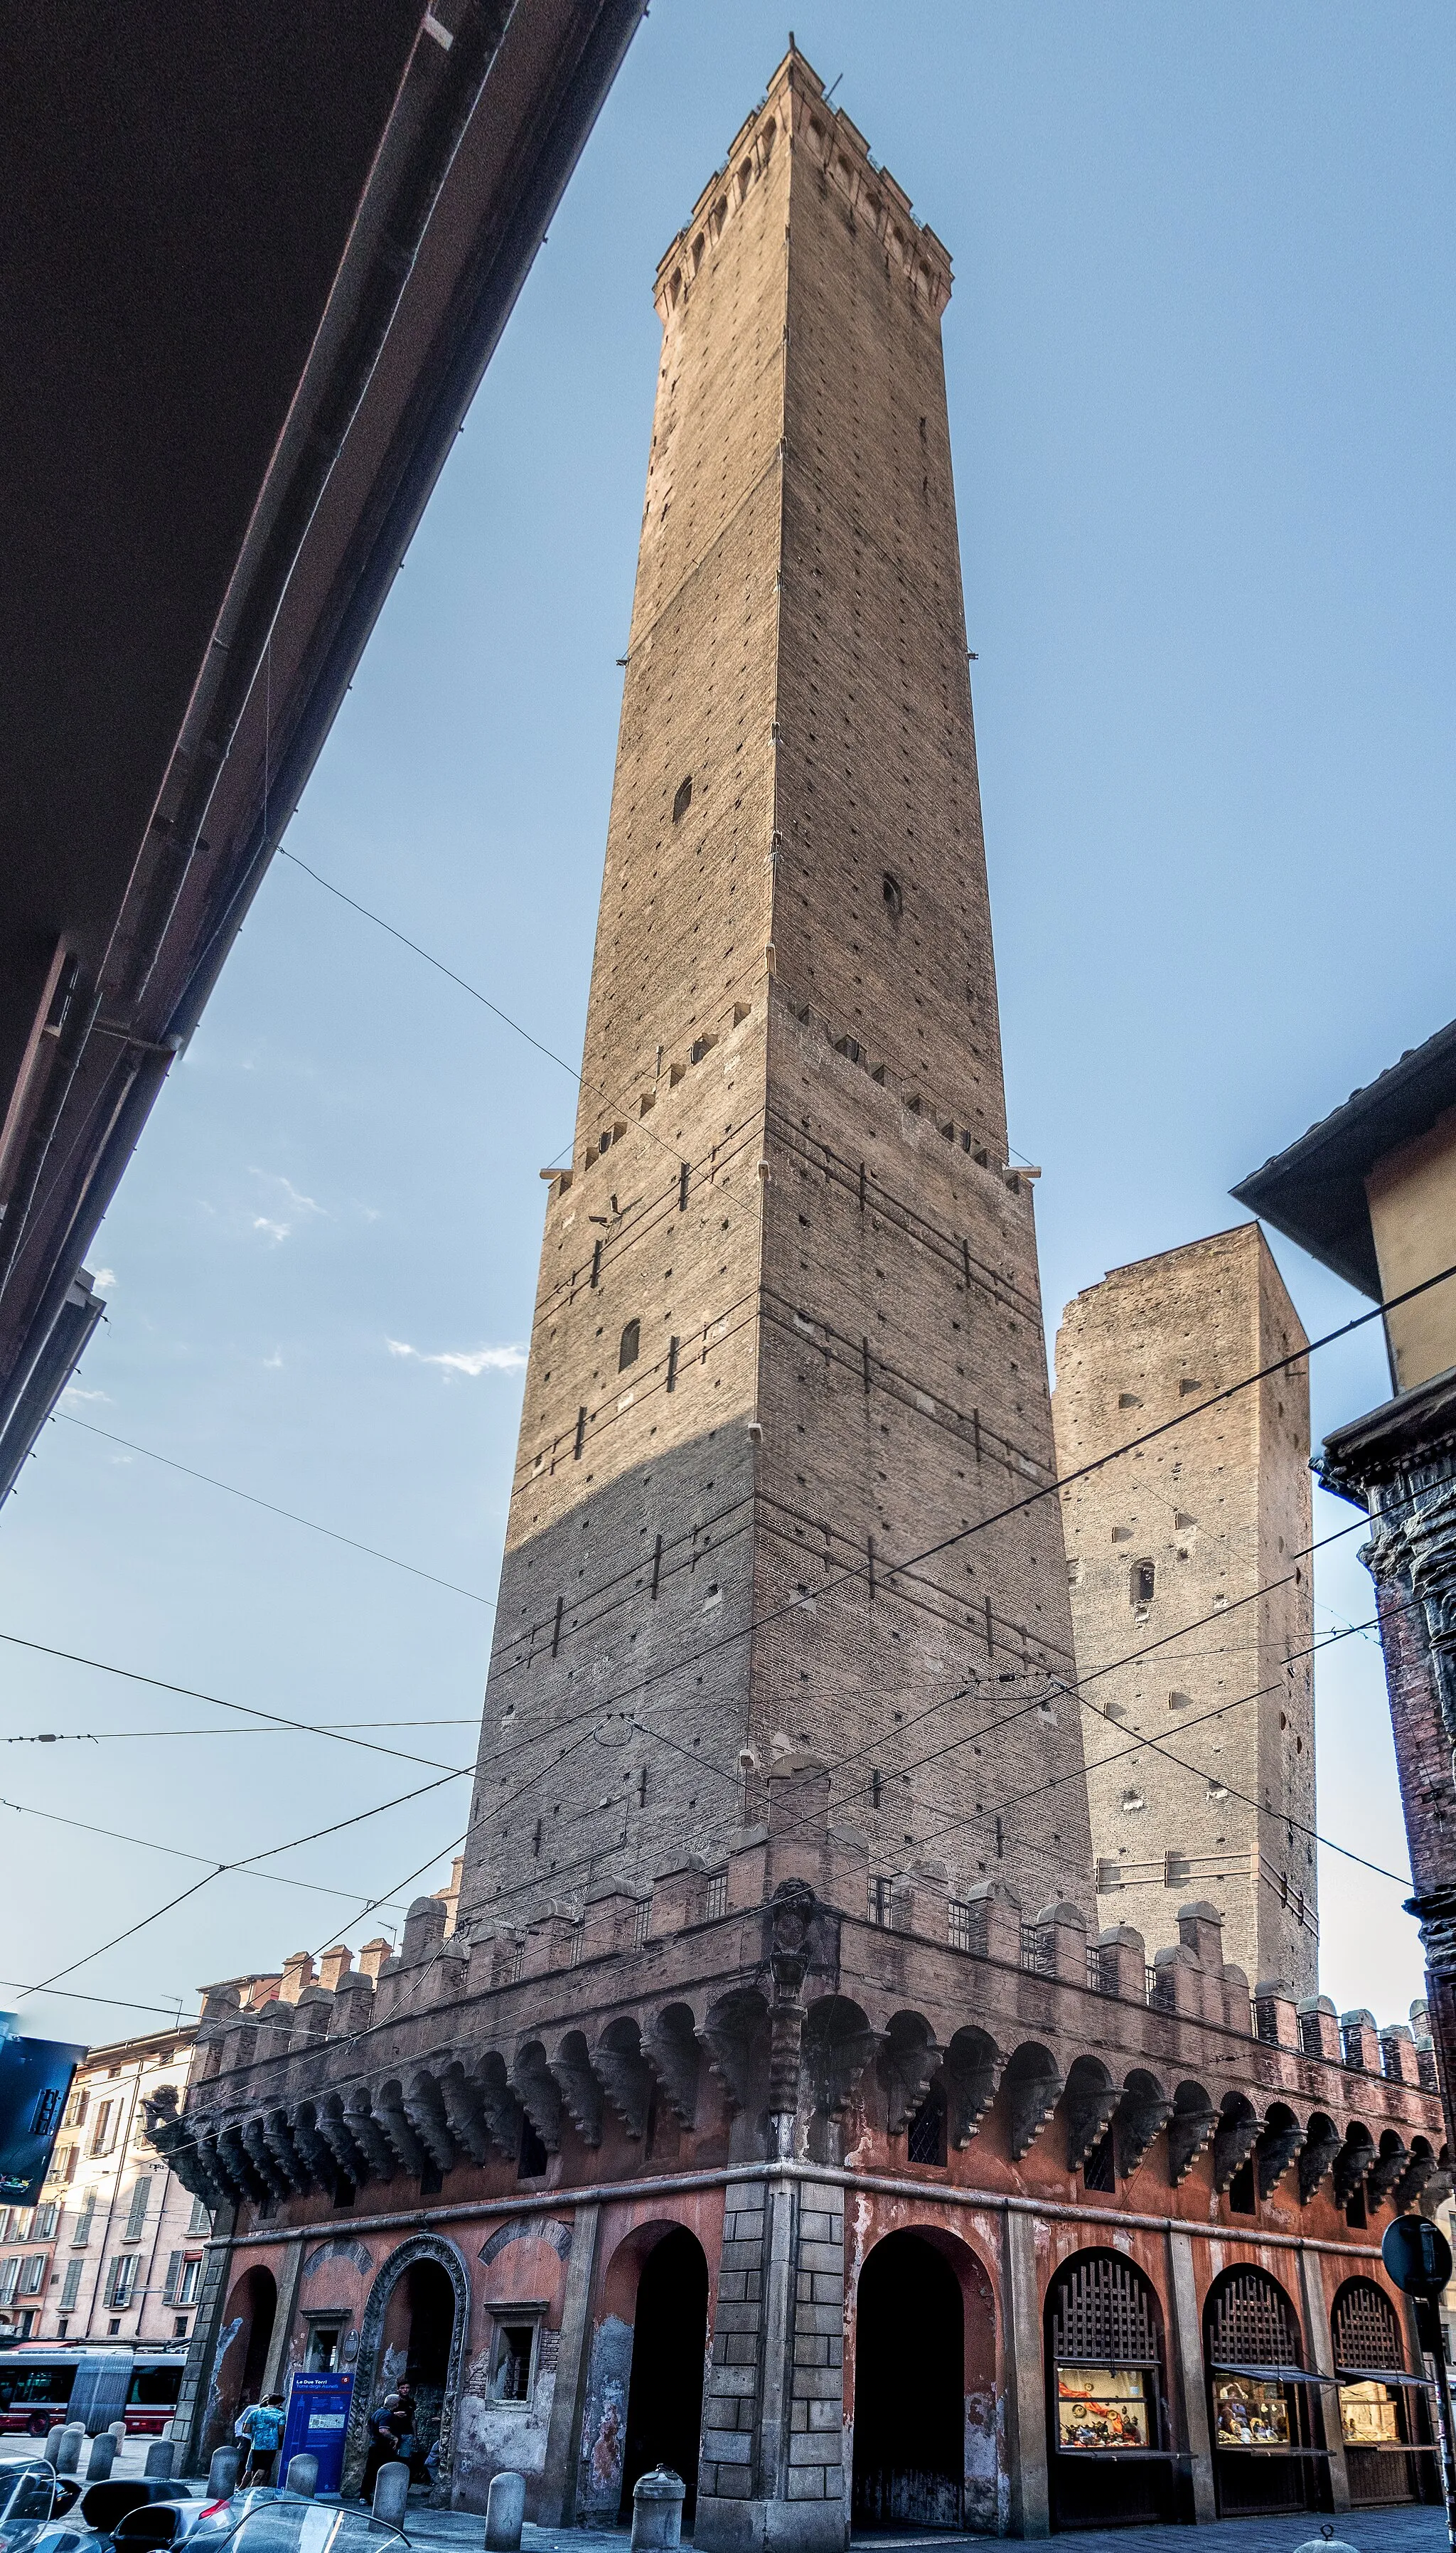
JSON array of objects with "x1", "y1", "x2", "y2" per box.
[
  {"x1": 0, "y1": 2025, "x2": 210, "y2": 2343},
  {"x1": 1052, "y1": 1224, "x2": 1317, "y2": 1998}
]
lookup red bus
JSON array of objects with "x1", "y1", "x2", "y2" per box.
[{"x1": 0, "y1": 2346, "x2": 186, "y2": 2437}]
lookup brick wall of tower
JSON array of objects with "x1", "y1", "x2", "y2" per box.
[
  {"x1": 458, "y1": 50, "x2": 1094, "y2": 1947},
  {"x1": 1051, "y1": 1224, "x2": 1315, "y2": 1996}
]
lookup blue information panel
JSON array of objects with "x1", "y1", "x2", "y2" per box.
[
  {"x1": 280, "y1": 2372, "x2": 353, "y2": 2495},
  {"x1": 0, "y1": 2018, "x2": 85, "y2": 2203}
]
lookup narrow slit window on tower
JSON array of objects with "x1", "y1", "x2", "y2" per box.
[
  {"x1": 619, "y1": 1319, "x2": 641, "y2": 1370},
  {"x1": 882, "y1": 871, "x2": 903, "y2": 917},
  {"x1": 673, "y1": 774, "x2": 693, "y2": 822},
  {"x1": 1131, "y1": 1560, "x2": 1156, "y2": 1606}
]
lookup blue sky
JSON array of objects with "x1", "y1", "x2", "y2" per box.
[{"x1": 5, "y1": 1, "x2": 1453, "y2": 2047}]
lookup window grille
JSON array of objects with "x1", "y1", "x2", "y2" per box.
[
  {"x1": 60, "y1": 2259, "x2": 82, "y2": 2311},
  {"x1": 1086, "y1": 1944, "x2": 1109, "y2": 1994},
  {"x1": 1050, "y1": 2254, "x2": 1160, "y2": 2366},
  {"x1": 568, "y1": 1922, "x2": 584, "y2": 1969},
  {"x1": 1206, "y1": 2268, "x2": 1300, "y2": 2368},
  {"x1": 948, "y1": 1898, "x2": 982, "y2": 1955},
  {"x1": 633, "y1": 1898, "x2": 652, "y2": 1947},
  {"x1": 704, "y1": 1872, "x2": 728, "y2": 1922},
  {"x1": 33, "y1": 2205, "x2": 58, "y2": 2239},
  {"x1": 1147, "y1": 1964, "x2": 1173, "y2": 2010},
  {"x1": 1332, "y1": 2280, "x2": 1403, "y2": 2373},
  {"x1": 1020, "y1": 1922, "x2": 1054, "y2": 1976},
  {"x1": 869, "y1": 1875, "x2": 892, "y2": 1926}
]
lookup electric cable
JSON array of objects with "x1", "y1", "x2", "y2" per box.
[
  {"x1": 0, "y1": 1793, "x2": 419, "y2": 1912},
  {"x1": 54, "y1": 1412, "x2": 495, "y2": 1609},
  {"x1": 0, "y1": 1628, "x2": 475, "y2": 1776},
  {"x1": 5, "y1": 1717, "x2": 481, "y2": 1745},
  {"x1": 16, "y1": 1764, "x2": 471, "y2": 2001}
]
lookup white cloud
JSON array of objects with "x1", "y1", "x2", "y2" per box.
[
  {"x1": 251, "y1": 1168, "x2": 328, "y2": 1217},
  {"x1": 253, "y1": 1217, "x2": 291, "y2": 1244},
  {"x1": 387, "y1": 1338, "x2": 527, "y2": 1377},
  {"x1": 61, "y1": 1385, "x2": 110, "y2": 1405},
  {"x1": 92, "y1": 1267, "x2": 117, "y2": 1289},
  {"x1": 263, "y1": 1349, "x2": 284, "y2": 1370}
]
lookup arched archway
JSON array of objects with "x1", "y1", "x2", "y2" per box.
[
  {"x1": 1332, "y1": 2276, "x2": 1434, "y2": 2507},
  {"x1": 1045, "y1": 2249, "x2": 1171, "y2": 2530},
  {"x1": 852, "y1": 2229, "x2": 969, "y2": 2531},
  {"x1": 204, "y1": 2266, "x2": 277, "y2": 2458},
  {"x1": 618, "y1": 2227, "x2": 708, "y2": 2520},
  {"x1": 1204, "y1": 2264, "x2": 1320, "y2": 2517},
  {"x1": 341, "y1": 2234, "x2": 469, "y2": 2505}
]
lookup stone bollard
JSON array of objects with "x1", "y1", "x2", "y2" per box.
[
  {"x1": 205, "y1": 2448, "x2": 240, "y2": 2500},
  {"x1": 144, "y1": 2441, "x2": 175, "y2": 2480},
  {"x1": 483, "y1": 2471, "x2": 525, "y2": 2552},
  {"x1": 630, "y1": 2467, "x2": 685, "y2": 2552},
  {"x1": 85, "y1": 2434, "x2": 119, "y2": 2483},
  {"x1": 43, "y1": 2428, "x2": 67, "y2": 2468},
  {"x1": 55, "y1": 2425, "x2": 86, "y2": 2476},
  {"x1": 370, "y1": 2462, "x2": 412, "y2": 2532},
  {"x1": 284, "y1": 2456, "x2": 318, "y2": 2500},
  {"x1": 108, "y1": 2421, "x2": 128, "y2": 2444}
]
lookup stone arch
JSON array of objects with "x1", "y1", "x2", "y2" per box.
[
  {"x1": 203, "y1": 2263, "x2": 277, "y2": 2459},
  {"x1": 341, "y1": 2230, "x2": 470, "y2": 2504},
  {"x1": 582, "y1": 2219, "x2": 709, "y2": 2526},
  {"x1": 1204, "y1": 2261, "x2": 1317, "y2": 2517},
  {"x1": 852, "y1": 2222, "x2": 997, "y2": 2531},
  {"x1": 1045, "y1": 2245, "x2": 1172, "y2": 2527}
]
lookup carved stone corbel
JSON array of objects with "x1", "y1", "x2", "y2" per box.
[
  {"x1": 646, "y1": 2005, "x2": 701, "y2": 2128},
  {"x1": 549, "y1": 2032, "x2": 604, "y2": 2147}
]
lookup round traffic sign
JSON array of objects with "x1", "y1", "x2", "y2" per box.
[{"x1": 1382, "y1": 2212, "x2": 1453, "y2": 2298}]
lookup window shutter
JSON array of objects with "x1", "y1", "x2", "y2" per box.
[
  {"x1": 60, "y1": 2259, "x2": 82, "y2": 2310},
  {"x1": 124, "y1": 2179, "x2": 149, "y2": 2240},
  {"x1": 0, "y1": 2260, "x2": 18, "y2": 2304},
  {"x1": 164, "y1": 2251, "x2": 182, "y2": 2305},
  {"x1": 188, "y1": 2195, "x2": 213, "y2": 2238}
]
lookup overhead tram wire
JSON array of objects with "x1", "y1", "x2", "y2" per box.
[
  {"x1": 55, "y1": 1413, "x2": 495, "y2": 1609},
  {"x1": 279, "y1": 846, "x2": 715, "y2": 1180},
  {"x1": 24, "y1": 1277, "x2": 1445, "y2": 1995},
  {"x1": 0, "y1": 1793, "x2": 419, "y2": 1912},
  {"x1": 6, "y1": 1715, "x2": 482, "y2": 1745},
  {"x1": 0, "y1": 1628, "x2": 477, "y2": 1776},
  {"x1": 17, "y1": 1761, "x2": 471, "y2": 2002},
  {"x1": 419, "y1": 1264, "x2": 1456, "y2": 1816},
  {"x1": 877, "y1": 1602, "x2": 1423, "y2": 1892}
]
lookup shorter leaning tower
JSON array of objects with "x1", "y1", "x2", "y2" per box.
[{"x1": 1052, "y1": 1223, "x2": 1316, "y2": 1996}]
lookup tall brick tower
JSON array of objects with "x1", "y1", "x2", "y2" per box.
[
  {"x1": 458, "y1": 48, "x2": 1093, "y2": 1946},
  {"x1": 1051, "y1": 1225, "x2": 1316, "y2": 1997}
]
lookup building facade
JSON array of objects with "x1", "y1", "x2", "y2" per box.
[
  {"x1": 1052, "y1": 1226, "x2": 1317, "y2": 1998},
  {"x1": 0, "y1": 2025, "x2": 208, "y2": 2345},
  {"x1": 1235, "y1": 1021, "x2": 1456, "y2": 2148},
  {"x1": 153, "y1": 55, "x2": 1452, "y2": 2544}
]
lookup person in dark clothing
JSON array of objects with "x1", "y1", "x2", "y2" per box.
[{"x1": 363, "y1": 2381, "x2": 417, "y2": 2495}]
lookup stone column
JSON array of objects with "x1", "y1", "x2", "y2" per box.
[
  {"x1": 540, "y1": 2200, "x2": 601, "y2": 2525},
  {"x1": 1163, "y1": 2228, "x2": 1215, "y2": 2521},
  {"x1": 1296, "y1": 2242, "x2": 1351, "y2": 2515},
  {"x1": 260, "y1": 2238, "x2": 304, "y2": 2398},
  {"x1": 1002, "y1": 2210, "x2": 1049, "y2": 2537}
]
